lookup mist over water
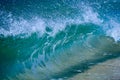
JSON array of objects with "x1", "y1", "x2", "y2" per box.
[{"x1": 0, "y1": 0, "x2": 120, "y2": 80}]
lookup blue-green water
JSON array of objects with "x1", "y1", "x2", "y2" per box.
[{"x1": 0, "y1": 0, "x2": 120, "y2": 80}]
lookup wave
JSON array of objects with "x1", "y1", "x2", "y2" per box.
[
  {"x1": 1, "y1": 23, "x2": 120, "y2": 80},
  {"x1": 0, "y1": 0, "x2": 120, "y2": 80}
]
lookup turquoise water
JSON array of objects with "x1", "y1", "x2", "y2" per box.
[{"x1": 0, "y1": 0, "x2": 120, "y2": 80}]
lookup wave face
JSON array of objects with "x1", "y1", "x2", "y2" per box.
[{"x1": 0, "y1": 0, "x2": 120, "y2": 80}]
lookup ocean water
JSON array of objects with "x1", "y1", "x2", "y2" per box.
[{"x1": 0, "y1": 0, "x2": 120, "y2": 80}]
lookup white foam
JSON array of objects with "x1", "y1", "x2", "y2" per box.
[
  {"x1": 0, "y1": 6, "x2": 103, "y2": 38},
  {"x1": 105, "y1": 20, "x2": 120, "y2": 41},
  {"x1": 0, "y1": 17, "x2": 46, "y2": 37},
  {"x1": 82, "y1": 7, "x2": 103, "y2": 24},
  {"x1": 0, "y1": 14, "x2": 68, "y2": 37}
]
